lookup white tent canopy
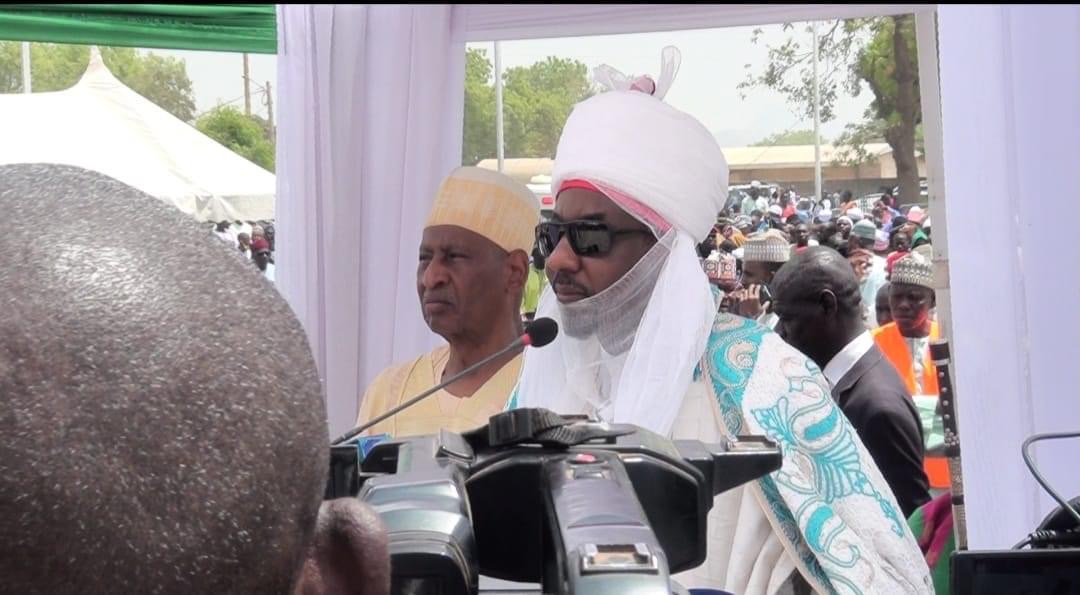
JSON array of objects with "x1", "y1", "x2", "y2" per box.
[{"x1": 0, "y1": 48, "x2": 275, "y2": 222}]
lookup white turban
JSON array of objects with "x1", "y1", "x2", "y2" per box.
[
  {"x1": 551, "y1": 91, "x2": 728, "y2": 243},
  {"x1": 516, "y1": 85, "x2": 721, "y2": 436}
]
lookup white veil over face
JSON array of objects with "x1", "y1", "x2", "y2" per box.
[
  {"x1": 515, "y1": 227, "x2": 716, "y2": 436},
  {"x1": 512, "y1": 47, "x2": 728, "y2": 436}
]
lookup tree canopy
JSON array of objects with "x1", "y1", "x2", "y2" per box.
[{"x1": 462, "y1": 48, "x2": 593, "y2": 165}]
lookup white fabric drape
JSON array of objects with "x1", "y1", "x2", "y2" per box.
[
  {"x1": 276, "y1": 5, "x2": 464, "y2": 435},
  {"x1": 453, "y1": 4, "x2": 926, "y2": 42},
  {"x1": 938, "y1": 4, "x2": 1080, "y2": 548}
]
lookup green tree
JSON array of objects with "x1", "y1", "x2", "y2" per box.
[
  {"x1": 462, "y1": 47, "x2": 496, "y2": 166},
  {"x1": 502, "y1": 57, "x2": 592, "y2": 158},
  {"x1": 0, "y1": 43, "x2": 196, "y2": 122},
  {"x1": 751, "y1": 129, "x2": 824, "y2": 146},
  {"x1": 740, "y1": 16, "x2": 922, "y2": 201},
  {"x1": 196, "y1": 105, "x2": 275, "y2": 171},
  {"x1": 461, "y1": 50, "x2": 592, "y2": 165}
]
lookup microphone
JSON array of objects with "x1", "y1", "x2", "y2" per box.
[{"x1": 332, "y1": 317, "x2": 558, "y2": 445}]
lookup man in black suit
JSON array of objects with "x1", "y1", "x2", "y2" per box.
[{"x1": 771, "y1": 246, "x2": 931, "y2": 516}]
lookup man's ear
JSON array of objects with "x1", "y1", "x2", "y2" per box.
[
  {"x1": 294, "y1": 499, "x2": 389, "y2": 595},
  {"x1": 819, "y1": 289, "x2": 839, "y2": 317},
  {"x1": 506, "y1": 250, "x2": 529, "y2": 295}
]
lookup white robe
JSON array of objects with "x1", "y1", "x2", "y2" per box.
[{"x1": 672, "y1": 379, "x2": 800, "y2": 594}]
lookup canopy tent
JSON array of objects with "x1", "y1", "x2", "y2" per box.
[{"x1": 0, "y1": 48, "x2": 275, "y2": 222}]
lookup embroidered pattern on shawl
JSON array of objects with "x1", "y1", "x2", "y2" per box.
[{"x1": 702, "y1": 313, "x2": 924, "y2": 595}]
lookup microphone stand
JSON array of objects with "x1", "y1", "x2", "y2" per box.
[{"x1": 332, "y1": 336, "x2": 526, "y2": 445}]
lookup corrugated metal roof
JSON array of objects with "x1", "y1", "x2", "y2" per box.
[
  {"x1": 476, "y1": 143, "x2": 902, "y2": 179},
  {"x1": 722, "y1": 143, "x2": 894, "y2": 168}
]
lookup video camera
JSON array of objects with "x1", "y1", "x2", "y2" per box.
[{"x1": 327, "y1": 408, "x2": 781, "y2": 595}]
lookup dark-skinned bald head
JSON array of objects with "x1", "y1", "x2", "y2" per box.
[
  {"x1": 0, "y1": 164, "x2": 326, "y2": 593},
  {"x1": 771, "y1": 246, "x2": 864, "y2": 367},
  {"x1": 772, "y1": 246, "x2": 862, "y2": 316}
]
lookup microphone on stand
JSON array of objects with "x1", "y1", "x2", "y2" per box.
[{"x1": 332, "y1": 317, "x2": 559, "y2": 445}]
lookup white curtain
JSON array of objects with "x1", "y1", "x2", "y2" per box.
[
  {"x1": 453, "y1": 4, "x2": 925, "y2": 41},
  {"x1": 276, "y1": 5, "x2": 464, "y2": 435},
  {"x1": 939, "y1": 4, "x2": 1080, "y2": 548}
]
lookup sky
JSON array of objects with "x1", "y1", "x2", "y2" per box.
[{"x1": 153, "y1": 20, "x2": 873, "y2": 148}]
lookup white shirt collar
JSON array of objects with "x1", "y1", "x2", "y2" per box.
[{"x1": 822, "y1": 331, "x2": 875, "y2": 388}]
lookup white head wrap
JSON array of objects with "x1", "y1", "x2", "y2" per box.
[{"x1": 514, "y1": 48, "x2": 723, "y2": 436}]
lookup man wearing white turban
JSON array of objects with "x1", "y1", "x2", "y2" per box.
[{"x1": 511, "y1": 50, "x2": 931, "y2": 595}]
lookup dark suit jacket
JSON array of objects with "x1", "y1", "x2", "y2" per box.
[{"x1": 832, "y1": 344, "x2": 931, "y2": 517}]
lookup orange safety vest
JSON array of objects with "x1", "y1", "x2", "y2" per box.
[
  {"x1": 872, "y1": 321, "x2": 940, "y2": 396},
  {"x1": 872, "y1": 321, "x2": 948, "y2": 488}
]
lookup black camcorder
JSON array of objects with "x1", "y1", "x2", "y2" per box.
[{"x1": 326, "y1": 408, "x2": 782, "y2": 595}]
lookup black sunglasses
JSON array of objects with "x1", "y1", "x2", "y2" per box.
[{"x1": 535, "y1": 220, "x2": 652, "y2": 258}]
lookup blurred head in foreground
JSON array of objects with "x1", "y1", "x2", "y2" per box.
[{"x1": 0, "y1": 164, "x2": 386, "y2": 594}]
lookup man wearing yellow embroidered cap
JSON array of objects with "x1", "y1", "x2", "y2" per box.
[{"x1": 356, "y1": 166, "x2": 540, "y2": 437}]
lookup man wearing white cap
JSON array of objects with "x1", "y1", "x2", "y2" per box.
[
  {"x1": 512, "y1": 52, "x2": 930, "y2": 595},
  {"x1": 730, "y1": 229, "x2": 789, "y2": 330},
  {"x1": 872, "y1": 252, "x2": 949, "y2": 490},
  {"x1": 356, "y1": 167, "x2": 540, "y2": 437}
]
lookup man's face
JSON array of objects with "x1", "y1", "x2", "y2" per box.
[
  {"x1": 751, "y1": 213, "x2": 762, "y2": 226},
  {"x1": 545, "y1": 188, "x2": 656, "y2": 303},
  {"x1": 889, "y1": 282, "x2": 933, "y2": 336},
  {"x1": 893, "y1": 231, "x2": 912, "y2": 252},
  {"x1": 741, "y1": 260, "x2": 776, "y2": 288},
  {"x1": 253, "y1": 251, "x2": 269, "y2": 271},
  {"x1": 417, "y1": 225, "x2": 511, "y2": 339},
  {"x1": 794, "y1": 224, "x2": 810, "y2": 247},
  {"x1": 721, "y1": 225, "x2": 734, "y2": 239},
  {"x1": 876, "y1": 287, "x2": 894, "y2": 327},
  {"x1": 773, "y1": 296, "x2": 828, "y2": 363},
  {"x1": 838, "y1": 220, "x2": 852, "y2": 236}
]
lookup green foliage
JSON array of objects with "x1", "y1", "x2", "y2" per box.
[
  {"x1": 751, "y1": 129, "x2": 824, "y2": 146},
  {"x1": 462, "y1": 49, "x2": 593, "y2": 165},
  {"x1": 854, "y1": 16, "x2": 920, "y2": 131},
  {"x1": 0, "y1": 42, "x2": 196, "y2": 122},
  {"x1": 195, "y1": 105, "x2": 275, "y2": 171},
  {"x1": 462, "y1": 48, "x2": 496, "y2": 166},
  {"x1": 742, "y1": 17, "x2": 923, "y2": 198}
]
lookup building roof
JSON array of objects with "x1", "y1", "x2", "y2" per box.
[
  {"x1": 722, "y1": 143, "x2": 894, "y2": 169},
  {"x1": 477, "y1": 143, "x2": 913, "y2": 179}
]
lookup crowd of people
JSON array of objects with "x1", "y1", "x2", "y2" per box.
[
  {"x1": 210, "y1": 219, "x2": 276, "y2": 281},
  {"x1": 698, "y1": 181, "x2": 934, "y2": 332}
]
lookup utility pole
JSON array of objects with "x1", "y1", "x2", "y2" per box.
[
  {"x1": 812, "y1": 21, "x2": 822, "y2": 202},
  {"x1": 265, "y1": 80, "x2": 275, "y2": 137},
  {"x1": 243, "y1": 53, "x2": 251, "y2": 116},
  {"x1": 21, "y1": 42, "x2": 31, "y2": 93},
  {"x1": 494, "y1": 41, "x2": 504, "y2": 172}
]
